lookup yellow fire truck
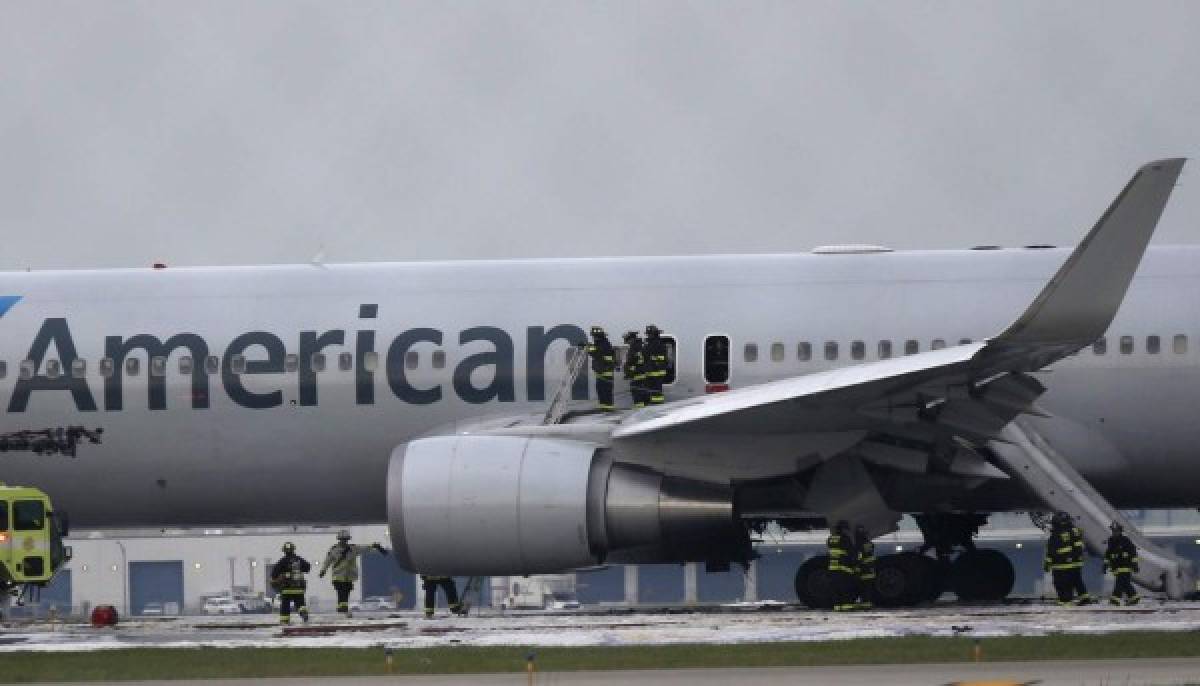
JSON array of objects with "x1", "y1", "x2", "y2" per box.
[{"x1": 0, "y1": 483, "x2": 71, "y2": 599}]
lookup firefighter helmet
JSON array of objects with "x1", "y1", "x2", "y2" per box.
[
  {"x1": 623, "y1": 330, "x2": 639, "y2": 343},
  {"x1": 1110, "y1": 521, "x2": 1124, "y2": 534},
  {"x1": 645, "y1": 324, "x2": 661, "y2": 336},
  {"x1": 336, "y1": 529, "x2": 351, "y2": 541},
  {"x1": 282, "y1": 542, "x2": 296, "y2": 554},
  {"x1": 834, "y1": 520, "x2": 850, "y2": 534}
]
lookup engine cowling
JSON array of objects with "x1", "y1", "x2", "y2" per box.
[{"x1": 387, "y1": 435, "x2": 750, "y2": 576}]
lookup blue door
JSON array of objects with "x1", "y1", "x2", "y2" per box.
[
  {"x1": 129, "y1": 561, "x2": 184, "y2": 616},
  {"x1": 360, "y1": 554, "x2": 416, "y2": 609}
]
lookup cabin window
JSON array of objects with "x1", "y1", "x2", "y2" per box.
[
  {"x1": 405, "y1": 351, "x2": 419, "y2": 370},
  {"x1": 797, "y1": 342, "x2": 812, "y2": 361},
  {"x1": 770, "y1": 342, "x2": 785, "y2": 362},
  {"x1": 205, "y1": 355, "x2": 220, "y2": 375},
  {"x1": 1093, "y1": 338, "x2": 1107, "y2": 355},
  {"x1": 363, "y1": 352, "x2": 379, "y2": 372},
  {"x1": 284, "y1": 353, "x2": 299, "y2": 373},
  {"x1": 904, "y1": 340, "x2": 919, "y2": 356},
  {"x1": 13, "y1": 500, "x2": 44, "y2": 531},
  {"x1": 125, "y1": 358, "x2": 141, "y2": 377},
  {"x1": 1119, "y1": 336, "x2": 1133, "y2": 355},
  {"x1": 45, "y1": 359, "x2": 61, "y2": 379},
  {"x1": 744, "y1": 343, "x2": 758, "y2": 363},
  {"x1": 851, "y1": 341, "x2": 865, "y2": 360},
  {"x1": 931, "y1": 339, "x2": 946, "y2": 350},
  {"x1": 178, "y1": 356, "x2": 193, "y2": 375},
  {"x1": 19, "y1": 359, "x2": 34, "y2": 380},
  {"x1": 99, "y1": 358, "x2": 115, "y2": 378},
  {"x1": 311, "y1": 353, "x2": 326, "y2": 372},
  {"x1": 432, "y1": 351, "x2": 446, "y2": 369},
  {"x1": 1146, "y1": 335, "x2": 1161, "y2": 355},
  {"x1": 1174, "y1": 334, "x2": 1188, "y2": 355},
  {"x1": 338, "y1": 352, "x2": 353, "y2": 371},
  {"x1": 150, "y1": 356, "x2": 166, "y2": 377},
  {"x1": 704, "y1": 335, "x2": 730, "y2": 384},
  {"x1": 959, "y1": 338, "x2": 972, "y2": 345},
  {"x1": 878, "y1": 340, "x2": 893, "y2": 359},
  {"x1": 69, "y1": 358, "x2": 85, "y2": 378},
  {"x1": 230, "y1": 355, "x2": 246, "y2": 374},
  {"x1": 824, "y1": 342, "x2": 838, "y2": 361}
]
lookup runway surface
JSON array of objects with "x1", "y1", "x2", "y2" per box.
[
  {"x1": 3, "y1": 600, "x2": 1200, "y2": 652},
  {"x1": 37, "y1": 659, "x2": 1200, "y2": 685}
]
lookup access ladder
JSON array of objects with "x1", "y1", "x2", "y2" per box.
[{"x1": 542, "y1": 345, "x2": 589, "y2": 425}]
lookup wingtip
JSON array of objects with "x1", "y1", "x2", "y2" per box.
[{"x1": 1141, "y1": 158, "x2": 1187, "y2": 173}]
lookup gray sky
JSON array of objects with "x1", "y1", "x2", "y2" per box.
[{"x1": 1, "y1": 1, "x2": 1197, "y2": 270}]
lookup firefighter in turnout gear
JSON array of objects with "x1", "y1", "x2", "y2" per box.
[
  {"x1": 1103, "y1": 521, "x2": 1140, "y2": 605},
  {"x1": 421, "y1": 575, "x2": 463, "y2": 618},
  {"x1": 827, "y1": 521, "x2": 857, "y2": 611},
  {"x1": 643, "y1": 324, "x2": 669, "y2": 405},
  {"x1": 585, "y1": 326, "x2": 616, "y2": 411},
  {"x1": 270, "y1": 542, "x2": 311, "y2": 624},
  {"x1": 318, "y1": 530, "x2": 387, "y2": 618},
  {"x1": 623, "y1": 330, "x2": 649, "y2": 409},
  {"x1": 854, "y1": 525, "x2": 876, "y2": 610},
  {"x1": 1044, "y1": 511, "x2": 1091, "y2": 605}
]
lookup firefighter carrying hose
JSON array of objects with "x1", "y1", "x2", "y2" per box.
[
  {"x1": 1103, "y1": 521, "x2": 1140, "y2": 605},
  {"x1": 318, "y1": 530, "x2": 387, "y2": 618},
  {"x1": 623, "y1": 330, "x2": 649, "y2": 409},
  {"x1": 270, "y1": 542, "x2": 311, "y2": 624},
  {"x1": 585, "y1": 326, "x2": 616, "y2": 411}
]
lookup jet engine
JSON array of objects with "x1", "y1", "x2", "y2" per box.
[{"x1": 387, "y1": 435, "x2": 751, "y2": 576}]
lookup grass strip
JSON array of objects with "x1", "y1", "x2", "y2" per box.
[{"x1": 4, "y1": 631, "x2": 1200, "y2": 682}]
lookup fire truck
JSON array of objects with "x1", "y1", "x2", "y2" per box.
[{"x1": 0, "y1": 483, "x2": 71, "y2": 608}]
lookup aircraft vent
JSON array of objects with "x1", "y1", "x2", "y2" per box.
[
  {"x1": 971, "y1": 245, "x2": 1002, "y2": 250},
  {"x1": 811, "y1": 245, "x2": 893, "y2": 255}
]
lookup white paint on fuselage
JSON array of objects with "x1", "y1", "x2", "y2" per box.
[{"x1": 2, "y1": 246, "x2": 1199, "y2": 526}]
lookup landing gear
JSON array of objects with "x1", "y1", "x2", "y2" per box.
[{"x1": 792, "y1": 512, "x2": 1016, "y2": 609}]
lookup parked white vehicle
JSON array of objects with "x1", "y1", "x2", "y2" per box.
[
  {"x1": 350, "y1": 596, "x2": 397, "y2": 612},
  {"x1": 202, "y1": 597, "x2": 242, "y2": 615},
  {"x1": 496, "y1": 575, "x2": 580, "y2": 610}
]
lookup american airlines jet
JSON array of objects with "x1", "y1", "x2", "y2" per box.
[{"x1": 1, "y1": 158, "x2": 1196, "y2": 608}]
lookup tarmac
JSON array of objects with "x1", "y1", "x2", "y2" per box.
[{"x1": 35, "y1": 659, "x2": 1200, "y2": 685}]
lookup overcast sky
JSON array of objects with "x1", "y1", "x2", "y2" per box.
[{"x1": 0, "y1": 1, "x2": 1197, "y2": 270}]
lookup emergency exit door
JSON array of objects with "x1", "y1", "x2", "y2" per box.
[{"x1": 704, "y1": 335, "x2": 730, "y2": 392}]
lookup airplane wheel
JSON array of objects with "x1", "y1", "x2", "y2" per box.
[
  {"x1": 794, "y1": 555, "x2": 836, "y2": 609},
  {"x1": 874, "y1": 553, "x2": 934, "y2": 607},
  {"x1": 951, "y1": 548, "x2": 1015, "y2": 602}
]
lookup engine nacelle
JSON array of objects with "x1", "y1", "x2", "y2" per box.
[{"x1": 387, "y1": 435, "x2": 750, "y2": 576}]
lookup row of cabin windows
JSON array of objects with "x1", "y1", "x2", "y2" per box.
[
  {"x1": 0, "y1": 350, "x2": 450, "y2": 381},
  {"x1": 743, "y1": 335, "x2": 1190, "y2": 363}
]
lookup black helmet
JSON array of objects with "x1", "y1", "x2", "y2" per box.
[
  {"x1": 1110, "y1": 521, "x2": 1124, "y2": 534},
  {"x1": 623, "y1": 330, "x2": 639, "y2": 343},
  {"x1": 834, "y1": 520, "x2": 849, "y2": 533},
  {"x1": 590, "y1": 326, "x2": 606, "y2": 337},
  {"x1": 336, "y1": 529, "x2": 351, "y2": 541},
  {"x1": 282, "y1": 542, "x2": 296, "y2": 554},
  {"x1": 645, "y1": 324, "x2": 661, "y2": 336},
  {"x1": 854, "y1": 524, "x2": 868, "y2": 537}
]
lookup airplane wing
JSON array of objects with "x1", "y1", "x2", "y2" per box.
[{"x1": 614, "y1": 158, "x2": 1185, "y2": 442}]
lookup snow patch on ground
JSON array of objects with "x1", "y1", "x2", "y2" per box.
[{"x1": 4, "y1": 602, "x2": 1200, "y2": 652}]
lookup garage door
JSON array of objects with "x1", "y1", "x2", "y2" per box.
[{"x1": 129, "y1": 561, "x2": 184, "y2": 616}]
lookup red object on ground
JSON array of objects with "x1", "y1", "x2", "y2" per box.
[
  {"x1": 705, "y1": 383, "x2": 730, "y2": 393},
  {"x1": 90, "y1": 605, "x2": 119, "y2": 627}
]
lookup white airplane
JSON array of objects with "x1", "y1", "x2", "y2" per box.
[{"x1": 0, "y1": 158, "x2": 1195, "y2": 608}]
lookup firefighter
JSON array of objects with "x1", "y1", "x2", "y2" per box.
[
  {"x1": 644, "y1": 324, "x2": 669, "y2": 405},
  {"x1": 270, "y1": 542, "x2": 311, "y2": 624},
  {"x1": 421, "y1": 575, "x2": 463, "y2": 619},
  {"x1": 1044, "y1": 511, "x2": 1091, "y2": 606},
  {"x1": 827, "y1": 520, "x2": 857, "y2": 611},
  {"x1": 623, "y1": 330, "x2": 649, "y2": 409},
  {"x1": 318, "y1": 530, "x2": 388, "y2": 618},
  {"x1": 585, "y1": 326, "x2": 616, "y2": 411},
  {"x1": 1103, "y1": 521, "x2": 1140, "y2": 605},
  {"x1": 854, "y1": 525, "x2": 876, "y2": 610}
]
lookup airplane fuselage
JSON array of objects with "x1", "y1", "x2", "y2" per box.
[{"x1": 3, "y1": 246, "x2": 1199, "y2": 527}]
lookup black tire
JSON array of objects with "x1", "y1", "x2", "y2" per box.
[
  {"x1": 951, "y1": 548, "x2": 1015, "y2": 602},
  {"x1": 794, "y1": 555, "x2": 837, "y2": 609},
  {"x1": 874, "y1": 552, "x2": 935, "y2": 607}
]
